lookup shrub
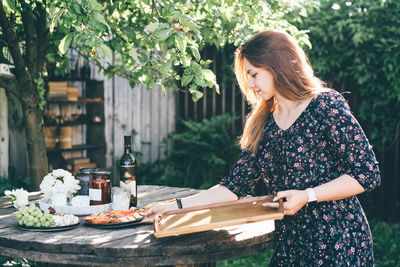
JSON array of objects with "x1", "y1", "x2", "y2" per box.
[
  {"x1": 0, "y1": 167, "x2": 31, "y2": 196},
  {"x1": 299, "y1": 0, "x2": 400, "y2": 149},
  {"x1": 145, "y1": 113, "x2": 241, "y2": 189}
]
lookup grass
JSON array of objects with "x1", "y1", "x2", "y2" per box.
[{"x1": 217, "y1": 249, "x2": 274, "y2": 267}]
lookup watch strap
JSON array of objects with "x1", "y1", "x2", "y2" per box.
[
  {"x1": 306, "y1": 188, "x2": 317, "y2": 203},
  {"x1": 176, "y1": 198, "x2": 183, "y2": 209}
]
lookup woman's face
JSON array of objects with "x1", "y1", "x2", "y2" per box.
[{"x1": 243, "y1": 58, "x2": 276, "y2": 101}]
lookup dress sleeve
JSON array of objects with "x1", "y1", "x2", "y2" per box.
[
  {"x1": 322, "y1": 91, "x2": 381, "y2": 192},
  {"x1": 219, "y1": 150, "x2": 261, "y2": 198}
]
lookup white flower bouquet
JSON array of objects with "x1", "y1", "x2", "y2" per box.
[{"x1": 40, "y1": 169, "x2": 81, "y2": 205}]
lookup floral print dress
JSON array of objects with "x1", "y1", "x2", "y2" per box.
[{"x1": 220, "y1": 89, "x2": 381, "y2": 266}]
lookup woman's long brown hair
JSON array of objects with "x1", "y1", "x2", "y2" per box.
[{"x1": 235, "y1": 30, "x2": 326, "y2": 154}]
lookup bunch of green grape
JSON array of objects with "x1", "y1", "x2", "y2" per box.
[{"x1": 15, "y1": 204, "x2": 55, "y2": 228}]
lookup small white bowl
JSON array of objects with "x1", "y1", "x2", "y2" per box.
[{"x1": 71, "y1": 195, "x2": 90, "y2": 207}]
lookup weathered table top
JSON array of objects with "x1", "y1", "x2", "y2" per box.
[{"x1": 0, "y1": 185, "x2": 275, "y2": 267}]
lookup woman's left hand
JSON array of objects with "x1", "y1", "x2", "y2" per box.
[{"x1": 263, "y1": 190, "x2": 309, "y2": 215}]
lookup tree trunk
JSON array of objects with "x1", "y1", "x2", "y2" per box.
[
  {"x1": 0, "y1": 1, "x2": 48, "y2": 190},
  {"x1": 0, "y1": 87, "x2": 8, "y2": 177},
  {"x1": 23, "y1": 97, "x2": 48, "y2": 191}
]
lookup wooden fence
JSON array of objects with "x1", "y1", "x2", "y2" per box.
[
  {"x1": 177, "y1": 47, "x2": 400, "y2": 222},
  {"x1": 86, "y1": 52, "x2": 176, "y2": 170}
]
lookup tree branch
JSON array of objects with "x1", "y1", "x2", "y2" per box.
[
  {"x1": 0, "y1": 1, "x2": 31, "y2": 82},
  {"x1": 0, "y1": 74, "x2": 20, "y2": 99},
  {"x1": 151, "y1": 0, "x2": 161, "y2": 18},
  {"x1": 35, "y1": 1, "x2": 47, "y2": 74},
  {"x1": 20, "y1": 0, "x2": 37, "y2": 76},
  {"x1": 151, "y1": 0, "x2": 168, "y2": 23}
]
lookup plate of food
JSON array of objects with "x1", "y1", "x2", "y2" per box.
[
  {"x1": 39, "y1": 200, "x2": 112, "y2": 216},
  {"x1": 18, "y1": 221, "x2": 80, "y2": 232},
  {"x1": 83, "y1": 210, "x2": 144, "y2": 229},
  {"x1": 16, "y1": 205, "x2": 80, "y2": 232}
]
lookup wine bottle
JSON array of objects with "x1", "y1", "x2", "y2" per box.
[{"x1": 119, "y1": 136, "x2": 137, "y2": 207}]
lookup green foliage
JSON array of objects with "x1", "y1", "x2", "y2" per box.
[
  {"x1": 371, "y1": 220, "x2": 400, "y2": 266},
  {"x1": 217, "y1": 249, "x2": 274, "y2": 266},
  {"x1": 0, "y1": 167, "x2": 31, "y2": 196},
  {"x1": 1, "y1": 0, "x2": 312, "y2": 101},
  {"x1": 0, "y1": 256, "x2": 34, "y2": 267},
  {"x1": 299, "y1": 0, "x2": 400, "y2": 149},
  {"x1": 147, "y1": 114, "x2": 241, "y2": 189}
]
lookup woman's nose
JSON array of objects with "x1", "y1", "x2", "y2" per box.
[{"x1": 248, "y1": 79, "x2": 254, "y2": 88}]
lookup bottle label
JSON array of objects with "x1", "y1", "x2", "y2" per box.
[
  {"x1": 120, "y1": 180, "x2": 136, "y2": 197},
  {"x1": 120, "y1": 166, "x2": 136, "y2": 178},
  {"x1": 89, "y1": 188, "x2": 102, "y2": 201},
  {"x1": 120, "y1": 167, "x2": 136, "y2": 184}
]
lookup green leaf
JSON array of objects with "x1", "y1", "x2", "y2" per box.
[
  {"x1": 155, "y1": 29, "x2": 171, "y2": 41},
  {"x1": 145, "y1": 22, "x2": 159, "y2": 33},
  {"x1": 50, "y1": 14, "x2": 59, "y2": 33},
  {"x1": 188, "y1": 84, "x2": 203, "y2": 101},
  {"x1": 181, "y1": 56, "x2": 191, "y2": 67},
  {"x1": 58, "y1": 33, "x2": 74, "y2": 54},
  {"x1": 181, "y1": 74, "x2": 193, "y2": 87},
  {"x1": 87, "y1": 19, "x2": 107, "y2": 31},
  {"x1": 175, "y1": 34, "x2": 187, "y2": 52},
  {"x1": 146, "y1": 78, "x2": 155, "y2": 90},
  {"x1": 190, "y1": 46, "x2": 201, "y2": 62},
  {"x1": 201, "y1": 69, "x2": 215, "y2": 82},
  {"x1": 93, "y1": 11, "x2": 108, "y2": 26},
  {"x1": 159, "y1": 84, "x2": 167, "y2": 95},
  {"x1": 89, "y1": 0, "x2": 103, "y2": 11},
  {"x1": 100, "y1": 44, "x2": 112, "y2": 59},
  {"x1": 160, "y1": 61, "x2": 172, "y2": 75},
  {"x1": 215, "y1": 84, "x2": 220, "y2": 94},
  {"x1": 94, "y1": 47, "x2": 104, "y2": 58},
  {"x1": 191, "y1": 62, "x2": 202, "y2": 73},
  {"x1": 129, "y1": 48, "x2": 140, "y2": 63},
  {"x1": 3, "y1": 0, "x2": 15, "y2": 13},
  {"x1": 194, "y1": 75, "x2": 206, "y2": 87}
]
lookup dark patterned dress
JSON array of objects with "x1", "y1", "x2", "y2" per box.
[{"x1": 220, "y1": 89, "x2": 381, "y2": 266}]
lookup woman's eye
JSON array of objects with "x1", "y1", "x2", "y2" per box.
[{"x1": 251, "y1": 73, "x2": 257, "y2": 78}]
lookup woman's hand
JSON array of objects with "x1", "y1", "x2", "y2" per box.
[
  {"x1": 141, "y1": 202, "x2": 178, "y2": 223},
  {"x1": 263, "y1": 190, "x2": 308, "y2": 215}
]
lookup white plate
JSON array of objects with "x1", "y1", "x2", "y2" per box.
[
  {"x1": 18, "y1": 222, "x2": 80, "y2": 232},
  {"x1": 39, "y1": 201, "x2": 112, "y2": 216}
]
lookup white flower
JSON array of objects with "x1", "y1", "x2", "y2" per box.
[
  {"x1": 5, "y1": 188, "x2": 29, "y2": 208},
  {"x1": 52, "y1": 169, "x2": 72, "y2": 179},
  {"x1": 39, "y1": 169, "x2": 81, "y2": 203}
]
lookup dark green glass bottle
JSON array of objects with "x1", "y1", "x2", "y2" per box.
[{"x1": 119, "y1": 136, "x2": 137, "y2": 207}]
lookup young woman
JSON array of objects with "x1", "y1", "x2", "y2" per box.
[{"x1": 144, "y1": 30, "x2": 381, "y2": 266}]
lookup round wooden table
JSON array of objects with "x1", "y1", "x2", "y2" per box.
[{"x1": 0, "y1": 185, "x2": 275, "y2": 267}]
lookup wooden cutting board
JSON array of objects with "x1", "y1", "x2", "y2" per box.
[{"x1": 153, "y1": 195, "x2": 284, "y2": 238}]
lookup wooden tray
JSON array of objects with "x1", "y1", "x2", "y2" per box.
[{"x1": 153, "y1": 195, "x2": 284, "y2": 238}]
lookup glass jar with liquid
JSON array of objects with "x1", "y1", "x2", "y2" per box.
[
  {"x1": 76, "y1": 167, "x2": 99, "y2": 196},
  {"x1": 89, "y1": 171, "x2": 111, "y2": 205}
]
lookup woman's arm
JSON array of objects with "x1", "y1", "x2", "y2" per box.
[
  {"x1": 143, "y1": 149, "x2": 261, "y2": 221},
  {"x1": 271, "y1": 174, "x2": 365, "y2": 215},
  {"x1": 143, "y1": 184, "x2": 238, "y2": 219},
  {"x1": 313, "y1": 174, "x2": 365, "y2": 201}
]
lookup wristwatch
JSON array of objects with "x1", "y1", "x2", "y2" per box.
[
  {"x1": 306, "y1": 188, "x2": 317, "y2": 203},
  {"x1": 176, "y1": 198, "x2": 183, "y2": 209}
]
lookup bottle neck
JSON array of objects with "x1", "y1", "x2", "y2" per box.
[{"x1": 124, "y1": 145, "x2": 131, "y2": 154}]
